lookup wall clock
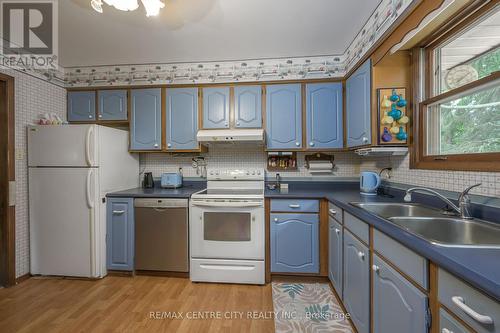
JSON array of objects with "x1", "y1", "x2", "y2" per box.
[{"x1": 445, "y1": 65, "x2": 479, "y2": 90}]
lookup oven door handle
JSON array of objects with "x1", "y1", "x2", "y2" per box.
[{"x1": 191, "y1": 201, "x2": 263, "y2": 208}]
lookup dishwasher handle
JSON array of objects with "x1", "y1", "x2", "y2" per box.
[{"x1": 134, "y1": 198, "x2": 188, "y2": 208}]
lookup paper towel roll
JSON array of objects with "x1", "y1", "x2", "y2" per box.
[{"x1": 308, "y1": 161, "x2": 334, "y2": 173}]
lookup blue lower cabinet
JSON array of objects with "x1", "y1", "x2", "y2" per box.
[
  {"x1": 329, "y1": 217, "x2": 343, "y2": 297},
  {"x1": 106, "y1": 198, "x2": 134, "y2": 271},
  {"x1": 270, "y1": 213, "x2": 319, "y2": 273},
  {"x1": 343, "y1": 230, "x2": 370, "y2": 333},
  {"x1": 372, "y1": 254, "x2": 429, "y2": 333}
]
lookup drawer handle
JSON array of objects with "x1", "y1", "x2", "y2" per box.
[
  {"x1": 452, "y1": 296, "x2": 493, "y2": 325},
  {"x1": 329, "y1": 209, "x2": 337, "y2": 215},
  {"x1": 372, "y1": 265, "x2": 380, "y2": 273},
  {"x1": 358, "y1": 251, "x2": 365, "y2": 260},
  {"x1": 441, "y1": 329, "x2": 453, "y2": 333},
  {"x1": 112, "y1": 210, "x2": 125, "y2": 215},
  {"x1": 289, "y1": 204, "x2": 301, "y2": 208},
  {"x1": 335, "y1": 228, "x2": 340, "y2": 235}
]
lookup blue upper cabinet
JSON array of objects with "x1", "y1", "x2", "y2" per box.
[
  {"x1": 106, "y1": 198, "x2": 134, "y2": 271},
  {"x1": 166, "y1": 88, "x2": 199, "y2": 151},
  {"x1": 306, "y1": 82, "x2": 343, "y2": 149},
  {"x1": 346, "y1": 59, "x2": 372, "y2": 147},
  {"x1": 68, "y1": 91, "x2": 96, "y2": 122},
  {"x1": 234, "y1": 85, "x2": 262, "y2": 128},
  {"x1": 202, "y1": 87, "x2": 230, "y2": 129},
  {"x1": 270, "y1": 213, "x2": 319, "y2": 274},
  {"x1": 130, "y1": 88, "x2": 162, "y2": 151},
  {"x1": 266, "y1": 84, "x2": 302, "y2": 149},
  {"x1": 98, "y1": 90, "x2": 128, "y2": 121}
]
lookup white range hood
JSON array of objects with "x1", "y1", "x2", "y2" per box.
[
  {"x1": 355, "y1": 147, "x2": 408, "y2": 156},
  {"x1": 197, "y1": 129, "x2": 265, "y2": 144}
]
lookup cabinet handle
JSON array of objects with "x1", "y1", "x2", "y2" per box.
[
  {"x1": 167, "y1": 143, "x2": 172, "y2": 148},
  {"x1": 154, "y1": 143, "x2": 159, "y2": 148},
  {"x1": 441, "y1": 329, "x2": 453, "y2": 333},
  {"x1": 112, "y1": 210, "x2": 125, "y2": 215},
  {"x1": 335, "y1": 228, "x2": 340, "y2": 235},
  {"x1": 329, "y1": 209, "x2": 337, "y2": 215},
  {"x1": 88, "y1": 115, "x2": 93, "y2": 119},
  {"x1": 295, "y1": 142, "x2": 300, "y2": 147},
  {"x1": 451, "y1": 296, "x2": 493, "y2": 325},
  {"x1": 289, "y1": 204, "x2": 301, "y2": 208},
  {"x1": 224, "y1": 122, "x2": 229, "y2": 127},
  {"x1": 372, "y1": 265, "x2": 380, "y2": 273},
  {"x1": 362, "y1": 137, "x2": 368, "y2": 143},
  {"x1": 309, "y1": 142, "x2": 315, "y2": 147},
  {"x1": 358, "y1": 252, "x2": 365, "y2": 260},
  {"x1": 98, "y1": 114, "x2": 103, "y2": 118},
  {"x1": 274, "y1": 218, "x2": 278, "y2": 222},
  {"x1": 236, "y1": 122, "x2": 240, "y2": 126}
]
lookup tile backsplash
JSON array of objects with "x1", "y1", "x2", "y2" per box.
[{"x1": 1, "y1": 67, "x2": 67, "y2": 278}]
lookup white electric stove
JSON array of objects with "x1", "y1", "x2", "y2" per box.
[{"x1": 190, "y1": 168, "x2": 265, "y2": 285}]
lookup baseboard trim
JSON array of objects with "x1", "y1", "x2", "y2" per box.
[{"x1": 15, "y1": 273, "x2": 31, "y2": 284}]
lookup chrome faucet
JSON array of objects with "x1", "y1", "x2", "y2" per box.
[
  {"x1": 404, "y1": 184, "x2": 481, "y2": 219},
  {"x1": 276, "y1": 173, "x2": 281, "y2": 188}
]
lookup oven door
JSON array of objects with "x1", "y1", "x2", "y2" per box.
[{"x1": 190, "y1": 199, "x2": 264, "y2": 260}]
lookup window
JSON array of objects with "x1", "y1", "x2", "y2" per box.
[{"x1": 414, "y1": 3, "x2": 500, "y2": 171}]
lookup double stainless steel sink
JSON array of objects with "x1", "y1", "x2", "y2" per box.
[{"x1": 350, "y1": 202, "x2": 500, "y2": 249}]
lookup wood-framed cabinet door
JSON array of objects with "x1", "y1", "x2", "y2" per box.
[
  {"x1": 130, "y1": 88, "x2": 162, "y2": 151},
  {"x1": 346, "y1": 59, "x2": 371, "y2": 148},
  {"x1": 106, "y1": 198, "x2": 134, "y2": 271},
  {"x1": 97, "y1": 90, "x2": 128, "y2": 121},
  {"x1": 234, "y1": 85, "x2": 262, "y2": 128},
  {"x1": 372, "y1": 254, "x2": 429, "y2": 333},
  {"x1": 306, "y1": 82, "x2": 343, "y2": 149},
  {"x1": 202, "y1": 87, "x2": 230, "y2": 129},
  {"x1": 166, "y1": 87, "x2": 199, "y2": 150},
  {"x1": 265, "y1": 84, "x2": 302, "y2": 149},
  {"x1": 270, "y1": 213, "x2": 319, "y2": 273},
  {"x1": 68, "y1": 91, "x2": 96, "y2": 122},
  {"x1": 329, "y1": 216, "x2": 343, "y2": 297},
  {"x1": 343, "y1": 230, "x2": 370, "y2": 333}
]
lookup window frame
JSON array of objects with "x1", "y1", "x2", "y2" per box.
[{"x1": 412, "y1": 2, "x2": 500, "y2": 172}]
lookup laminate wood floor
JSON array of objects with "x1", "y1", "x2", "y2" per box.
[{"x1": 0, "y1": 276, "x2": 275, "y2": 333}]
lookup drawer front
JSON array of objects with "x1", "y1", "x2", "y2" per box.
[
  {"x1": 439, "y1": 269, "x2": 500, "y2": 333},
  {"x1": 440, "y1": 308, "x2": 472, "y2": 333},
  {"x1": 328, "y1": 201, "x2": 343, "y2": 223},
  {"x1": 373, "y1": 229, "x2": 428, "y2": 289},
  {"x1": 271, "y1": 199, "x2": 319, "y2": 213},
  {"x1": 344, "y1": 212, "x2": 369, "y2": 244}
]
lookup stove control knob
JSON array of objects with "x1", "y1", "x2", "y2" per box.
[
  {"x1": 246, "y1": 171, "x2": 250, "y2": 175},
  {"x1": 257, "y1": 171, "x2": 261, "y2": 175}
]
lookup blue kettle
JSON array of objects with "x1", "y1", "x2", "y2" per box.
[{"x1": 360, "y1": 171, "x2": 381, "y2": 196}]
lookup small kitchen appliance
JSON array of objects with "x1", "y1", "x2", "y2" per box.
[
  {"x1": 161, "y1": 171, "x2": 183, "y2": 188},
  {"x1": 360, "y1": 171, "x2": 381, "y2": 196},
  {"x1": 143, "y1": 172, "x2": 154, "y2": 188}
]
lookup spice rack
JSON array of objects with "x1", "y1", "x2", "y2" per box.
[{"x1": 267, "y1": 152, "x2": 297, "y2": 171}]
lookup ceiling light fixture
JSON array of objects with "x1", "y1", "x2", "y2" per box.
[{"x1": 91, "y1": 0, "x2": 165, "y2": 17}]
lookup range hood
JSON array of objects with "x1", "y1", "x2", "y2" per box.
[
  {"x1": 355, "y1": 147, "x2": 408, "y2": 156},
  {"x1": 197, "y1": 129, "x2": 265, "y2": 143}
]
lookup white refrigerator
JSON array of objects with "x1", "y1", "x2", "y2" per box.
[{"x1": 28, "y1": 125, "x2": 139, "y2": 278}]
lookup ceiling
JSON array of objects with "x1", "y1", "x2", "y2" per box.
[{"x1": 59, "y1": 0, "x2": 382, "y2": 68}]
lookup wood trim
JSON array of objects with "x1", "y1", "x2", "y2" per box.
[
  {"x1": 272, "y1": 275, "x2": 329, "y2": 283},
  {"x1": 134, "y1": 270, "x2": 189, "y2": 278},
  {"x1": 319, "y1": 200, "x2": 329, "y2": 277},
  {"x1": 0, "y1": 73, "x2": 16, "y2": 288},
  {"x1": 301, "y1": 83, "x2": 307, "y2": 149},
  {"x1": 369, "y1": 226, "x2": 374, "y2": 333},
  {"x1": 15, "y1": 273, "x2": 31, "y2": 284},
  {"x1": 161, "y1": 88, "x2": 166, "y2": 150},
  {"x1": 439, "y1": 304, "x2": 480, "y2": 333},
  {"x1": 429, "y1": 262, "x2": 439, "y2": 333},
  {"x1": 327, "y1": 280, "x2": 359, "y2": 333},
  {"x1": 265, "y1": 198, "x2": 271, "y2": 283}
]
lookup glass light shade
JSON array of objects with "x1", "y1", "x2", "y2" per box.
[
  {"x1": 91, "y1": 0, "x2": 103, "y2": 13},
  {"x1": 103, "y1": 0, "x2": 139, "y2": 11},
  {"x1": 141, "y1": 0, "x2": 165, "y2": 16}
]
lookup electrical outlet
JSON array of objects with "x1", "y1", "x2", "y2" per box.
[{"x1": 15, "y1": 148, "x2": 25, "y2": 160}]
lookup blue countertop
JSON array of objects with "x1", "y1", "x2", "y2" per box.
[
  {"x1": 107, "y1": 181, "x2": 205, "y2": 198},
  {"x1": 267, "y1": 181, "x2": 500, "y2": 302}
]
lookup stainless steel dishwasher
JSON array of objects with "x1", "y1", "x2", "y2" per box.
[{"x1": 134, "y1": 198, "x2": 189, "y2": 272}]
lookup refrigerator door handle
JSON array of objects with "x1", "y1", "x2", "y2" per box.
[
  {"x1": 86, "y1": 169, "x2": 95, "y2": 209},
  {"x1": 85, "y1": 126, "x2": 95, "y2": 167}
]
